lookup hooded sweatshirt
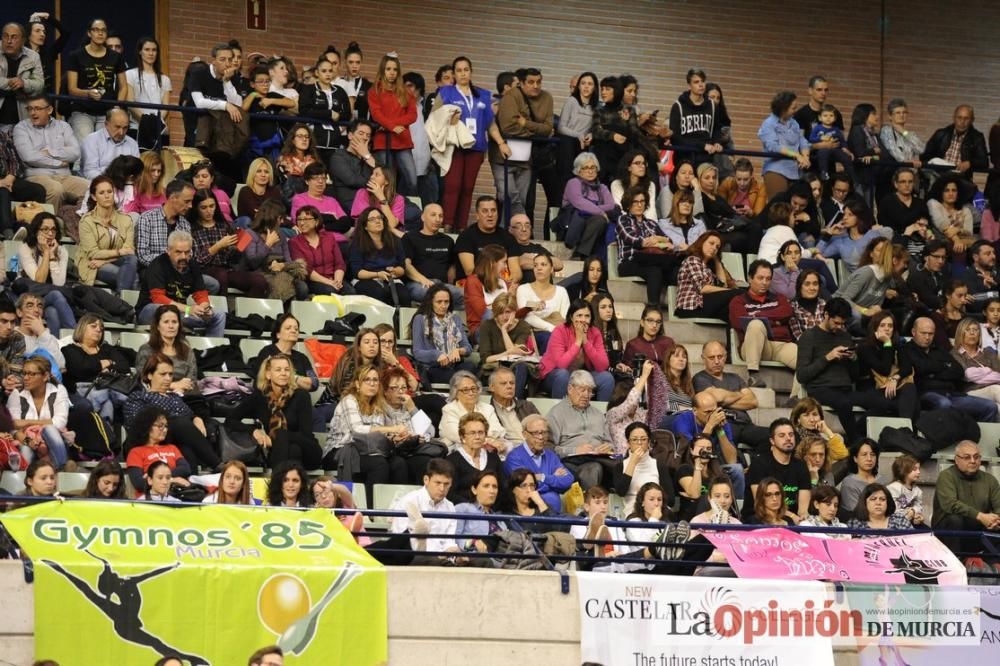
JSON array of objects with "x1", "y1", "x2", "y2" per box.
[{"x1": 669, "y1": 91, "x2": 721, "y2": 149}]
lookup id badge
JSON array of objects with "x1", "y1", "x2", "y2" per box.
[{"x1": 465, "y1": 117, "x2": 477, "y2": 135}]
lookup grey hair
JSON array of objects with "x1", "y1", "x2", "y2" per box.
[
  {"x1": 210, "y1": 43, "x2": 233, "y2": 58},
  {"x1": 448, "y1": 370, "x2": 482, "y2": 402},
  {"x1": 167, "y1": 229, "x2": 193, "y2": 248},
  {"x1": 886, "y1": 98, "x2": 907, "y2": 115},
  {"x1": 488, "y1": 366, "x2": 515, "y2": 387},
  {"x1": 572, "y1": 151, "x2": 600, "y2": 176},
  {"x1": 521, "y1": 413, "x2": 547, "y2": 431},
  {"x1": 105, "y1": 107, "x2": 128, "y2": 122},
  {"x1": 568, "y1": 369, "x2": 596, "y2": 388}
]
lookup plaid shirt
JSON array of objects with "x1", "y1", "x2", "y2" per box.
[
  {"x1": 136, "y1": 207, "x2": 191, "y2": 266},
  {"x1": 615, "y1": 212, "x2": 660, "y2": 264},
  {"x1": 791, "y1": 299, "x2": 827, "y2": 340},
  {"x1": 944, "y1": 131, "x2": 965, "y2": 166},
  {"x1": 0, "y1": 128, "x2": 22, "y2": 179},
  {"x1": 192, "y1": 222, "x2": 239, "y2": 268},
  {"x1": 676, "y1": 256, "x2": 721, "y2": 311}
]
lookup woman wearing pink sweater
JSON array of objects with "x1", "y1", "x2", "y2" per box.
[{"x1": 539, "y1": 299, "x2": 614, "y2": 400}]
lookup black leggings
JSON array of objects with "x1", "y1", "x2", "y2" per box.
[
  {"x1": 322, "y1": 451, "x2": 409, "y2": 505},
  {"x1": 676, "y1": 289, "x2": 742, "y2": 320},
  {"x1": 353, "y1": 279, "x2": 412, "y2": 307},
  {"x1": 168, "y1": 416, "x2": 221, "y2": 471},
  {"x1": 619, "y1": 253, "x2": 681, "y2": 305},
  {"x1": 270, "y1": 431, "x2": 322, "y2": 470}
]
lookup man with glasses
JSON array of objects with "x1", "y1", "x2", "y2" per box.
[
  {"x1": 508, "y1": 212, "x2": 562, "y2": 285},
  {"x1": 547, "y1": 369, "x2": 615, "y2": 490},
  {"x1": 902, "y1": 317, "x2": 997, "y2": 423},
  {"x1": 0, "y1": 301, "x2": 25, "y2": 397},
  {"x1": 503, "y1": 413, "x2": 574, "y2": 511},
  {"x1": 12, "y1": 93, "x2": 88, "y2": 208},
  {"x1": 932, "y1": 441, "x2": 1000, "y2": 561},
  {"x1": 0, "y1": 22, "x2": 44, "y2": 130},
  {"x1": 906, "y1": 240, "x2": 950, "y2": 311},
  {"x1": 136, "y1": 230, "x2": 225, "y2": 337},
  {"x1": 79, "y1": 106, "x2": 137, "y2": 179},
  {"x1": 15, "y1": 293, "x2": 64, "y2": 372},
  {"x1": 669, "y1": 391, "x2": 745, "y2": 499},
  {"x1": 403, "y1": 203, "x2": 462, "y2": 306}
]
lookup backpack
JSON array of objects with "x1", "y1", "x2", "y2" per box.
[
  {"x1": 915, "y1": 409, "x2": 981, "y2": 452},
  {"x1": 877, "y1": 426, "x2": 934, "y2": 462},
  {"x1": 651, "y1": 429, "x2": 690, "y2": 474}
]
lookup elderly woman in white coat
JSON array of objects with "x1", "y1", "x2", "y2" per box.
[{"x1": 438, "y1": 370, "x2": 511, "y2": 455}]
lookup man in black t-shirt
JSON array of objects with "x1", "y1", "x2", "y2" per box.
[
  {"x1": 137, "y1": 230, "x2": 225, "y2": 337},
  {"x1": 793, "y1": 75, "x2": 844, "y2": 147},
  {"x1": 508, "y1": 213, "x2": 563, "y2": 284},
  {"x1": 742, "y1": 418, "x2": 812, "y2": 521},
  {"x1": 403, "y1": 203, "x2": 463, "y2": 307},
  {"x1": 455, "y1": 196, "x2": 518, "y2": 277}
]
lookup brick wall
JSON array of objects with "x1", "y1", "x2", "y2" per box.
[{"x1": 164, "y1": 0, "x2": 999, "y2": 207}]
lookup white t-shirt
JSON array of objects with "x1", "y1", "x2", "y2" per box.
[{"x1": 125, "y1": 68, "x2": 172, "y2": 128}]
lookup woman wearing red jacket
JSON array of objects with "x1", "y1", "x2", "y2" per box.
[{"x1": 368, "y1": 53, "x2": 418, "y2": 195}]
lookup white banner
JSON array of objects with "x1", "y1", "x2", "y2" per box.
[{"x1": 576, "y1": 573, "x2": 982, "y2": 666}]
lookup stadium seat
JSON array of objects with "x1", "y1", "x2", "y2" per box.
[
  {"x1": 721, "y1": 252, "x2": 746, "y2": 284},
  {"x1": 58, "y1": 472, "x2": 90, "y2": 495},
  {"x1": 290, "y1": 300, "x2": 338, "y2": 334},
  {"x1": 373, "y1": 483, "x2": 421, "y2": 530},
  {"x1": 866, "y1": 416, "x2": 913, "y2": 442},
  {"x1": 187, "y1": 336, "x2": 229, "y2": 351},
  {"x1": 235, "y1": 297, "x2": 284, "y2": 319},
  {"x1": 396, "y1": 307, "x2": 418, "y2": 345},
  {"x1": 0, "y1": 471, "x2": 25, "y2": 495},
  {"x1": 120, "y1": 289, "x2": 140, "y2": 307},
  {"x1": 665, "y1": 286, "x2": 726, "y2": 325},
  {"x1": 606, "y1": 242, "x2": 642, "y2": 282},
  {"x1": 240, "y1": 338, "x2": 272, "y2": 361},
  {"x1": 119, "y1": 331, "x2": 150, "y2": 352},
  {"x1": 607, "y1": 492, "x2": 626, "y2": 520}
]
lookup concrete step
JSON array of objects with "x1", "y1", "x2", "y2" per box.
[
  {"x1": 750, "y1": 387, "x2": 776, "y2": 409},
  {"x1": 662, "y1": 320, "x2": 727, "y2": 344},
  {"x1": 608, "y1": 279, "x2": 652, "y2": 304},
  {"x1": 555, "y1": 260, "x2": 584, "y2": 280},
  {"x1": 537, "y1": 240, "x2": 573, "y2": 261}
]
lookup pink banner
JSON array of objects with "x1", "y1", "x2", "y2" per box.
[{"x1": 703, "y1": 528, "x2": 967, "y2": 585}]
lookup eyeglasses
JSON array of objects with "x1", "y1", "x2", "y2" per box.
[
  {"x1": 22, "y1": 371, "x2": 44, "y2": 377},
  {"x1": 629, "y1": 436, "x2": 650, "y2": 443},
  {"x1": 386, "y1": 384, "x2": 408, "y2": 393},
  {"x1": 378, "y1": 337, "x2": 394, "y2": 345},
  {"x1": 579, "y1": 165, "x2": 598, "y2": 171},
  {"x1": 643, "y1": 317, "x2": 662, "y2": 324},
  {"x1": 296, "y1": 216, "x2": 317, "y2": 223},
  {"x1": 39, "y1": 226, "x2": 58, "y2": 233},
  {"x1": 458, "y1": 387, "x2": 480, "y2": 394},
  {"x1": 518, "y1": 482, "x2": 537, "y2": 490},
  {"x1": 26, "y1": 105, "x2": 50, "y2": 112}
]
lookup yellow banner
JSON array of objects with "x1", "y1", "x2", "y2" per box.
[{"x1": 0, "y1": 500, "x2": 387, "y2": 665}]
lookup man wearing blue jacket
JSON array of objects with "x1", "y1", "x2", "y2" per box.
[{"x1": 503, "y1": 413, "x2": 575, "y2": 511}]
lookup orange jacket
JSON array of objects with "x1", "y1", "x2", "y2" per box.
[{"x1": 718, "y1": 176, "x2": 767, "y2": 216}]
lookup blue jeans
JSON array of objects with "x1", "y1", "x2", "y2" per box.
[
  {"x1": 542, "y1": 369, "x2": 614, "y2": 401},
  {"x1": 406, "y1": 281, "x2": 464, "y2": 309},
  {"x1": 921, "y1": 391, "x2": 998, "y2": 422},
  {"x1": 96, "y1": 255, "x2": 139, "y2": 292},
  {"x1": 138, "y1": 303, "x2": 226, "y2": 337},
  {"x1": 43, "y1": 290, "x2": 76, "y2": 332},
  {"x1": 723, "y1": 463, "x2": 746, "y2": 500},
  {"x1": 377, "y1": 149, "x2": 417, "y2": 195},
  {"x1": 76, "y1": 386, "x2": 128, "y2": 422},
  {"x1": 19, "y1": 425, "x2": 68, "y2": 469}
]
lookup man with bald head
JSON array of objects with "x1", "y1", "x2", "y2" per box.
[
  {"x1": 903, "y1": 317, "x2": 997, "y2": 422},
  {"x1": 0, "y1": 22, "x2": 44, "y2": 130},
  {"x1": 403, "y1": 203, "x2": 463, "y2": 307},
  {"x1": 669, "y1": 390, "x2": 744, "y2": 498},
  {"x1": 692, "y1": 340, "x2": 770, "y2": 452},
  {"x1": 922, "y1": 105, "x2": 989, "y2": 179},
  {"x1": 932, "y1": 441, "x2": 1000, "y2": 558},
  {"x1": 80, "y1": 106, "x2": 138, "y2": 178},
  {"x1": 503, "y1": 413, "x2": 574, "y2": 511}
]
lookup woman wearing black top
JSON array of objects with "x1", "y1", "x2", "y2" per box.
[
  {"x1": 64, "y1": 17, "x2": 127, "y2": 142},
  {"x1": 299, "y1": 57, "x2": 352, "y2": 161},
  {"x1": 591, "y1": 76, "x2": 646, "y2": 184},
  {"x1": 63, "y1": 314, "x2": 130, "y2": 421},
  {"x1": 445, "y1": 413, "x2": 502, "y2": 505},
  {"x1": 228, "y1": 353, "x2": 321, "y2": 469},
  {"x1": 591, "y1": 293, "x2": 628, "y2": 377},
  {"x1": 856, "y1": 311, "x2": 919, "y2": 421},
  {"x1": 697, "y1": 163, "x2": 756, "y2": 253},
  {"x1": 27, "y1": 12, "x2": 69, "y2": 93},
  {"x1": 565, "y1": 256, "x2": 610, "y2": 303}
]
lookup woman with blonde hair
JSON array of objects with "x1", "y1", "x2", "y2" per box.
[
  {"x1": 124, "y1": 150, "x2": 166, "y2": 215},
  {"x1": 237, "y1": 157, "x2": 282, "y2": 221},
  {"x1": 952, "y1": 317, "x2": 1000, "y2": 410},
  {"x1": 228, "y1": 353, "x2": 320, "y2": 469}
]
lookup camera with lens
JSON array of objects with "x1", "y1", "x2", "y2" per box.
[
  {"x1": 697, "y1": 450, "x2": 717, "y2": 461},
  {"x1": 632, "y1": 353, "x2": 647, "y2": 379}
]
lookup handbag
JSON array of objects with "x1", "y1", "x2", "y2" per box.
[
  {"x1": 872, "y1": 365, "x2": 915, "y2": 390},
  {"x1": 169, "y1": 483, "x2": 208, "y2": 503},
  {"x1": 86, "y1": 370, "x2": 139, "y2": 396},
  {"x1": 218, "y1": 425, "x2": 262, "y2": 465}
]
